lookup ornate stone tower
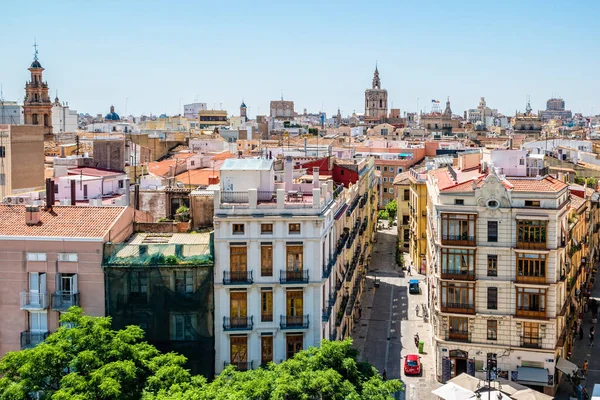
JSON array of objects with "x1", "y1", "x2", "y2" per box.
[
  {"x1": 240, "y1": 100, "x2": 247, "y2": 122},
  {"x1": 23, "y1": 43, "x2": 52, "y2": 137},
  {"x1": 364, "y1": 65, "x2": 388, "y2": 120}
]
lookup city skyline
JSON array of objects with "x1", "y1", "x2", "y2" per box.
[{"x1": 0, "y1": 0, "x2": 598, "y2": 118}]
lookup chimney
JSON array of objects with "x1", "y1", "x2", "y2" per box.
[
  {"x1": 313, "y1": 167, "x2": 320, "y2": 188},
  {"x1": 45, "y1": 178, "x2": 54, "y2": 210},
  {"x1": 284, "y1": 156, "x2": 293, "y2": 191},
  {"x1": 70, "y1": 179, "x2": 76, "y2": 206},
  {"x1": 124, "y1": 178, "x2": 131, "y2": 206},
  {"x1": 25, "y1": 206, "x2": 40, "y2": 225}
]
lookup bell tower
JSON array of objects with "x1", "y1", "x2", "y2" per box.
[{"x1": 23, "y1": 41, "x2": 53, "y2": 137}]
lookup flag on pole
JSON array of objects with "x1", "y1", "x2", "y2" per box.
[{"x1": 431, "y1": 99, "x2": 440, "y2": 103}]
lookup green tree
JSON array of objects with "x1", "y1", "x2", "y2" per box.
[
  {"x1": 0, "y1": 307, "x2": 191, "y2": 400},
  {"x1": 385, "y1": 199, "x2": 397, "y2": 222},
  {"x1": 377, "y1": 210, "x2": 389, "y2": 220},
  {"x1": 144, "y1": 339, "x2": 402, "y2": 400}
]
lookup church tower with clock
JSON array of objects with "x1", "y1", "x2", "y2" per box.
[{"x1": 364, "y1": 65, "x2": 388, "y2": 120}]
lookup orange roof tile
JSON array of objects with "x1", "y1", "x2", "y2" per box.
[
  {"x1": 176, "y1": 169, "x2": 219, "y2": 186},
  {"x1": 393, "y1": 171, "x2": 411, "y2": 185},
  {"x1": 508, "y1": 176, "x2": 568, "y2": 193},
  {"x1": 148, "y1": 160, "x2": 178, "y2": 177},
  {"x1": 210, "y1": 151, "x2": 235, "y2": 161},
  {"x1": 0, "y1": 205, "x2": 127, "y2": 238},
  {"x1": 570, "y1": 194, "x2": 586, "y2": 210}
]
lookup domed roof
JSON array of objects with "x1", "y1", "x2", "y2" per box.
[
  {"x1": 240, "y1": 101, "x2": 247, "y2": 108},
  {"x1": 105, "y1": 106, "x2": 120, "y2": 121},
  {"x1": 30, "y1": 60, "x2": 42, "y2": 68}
]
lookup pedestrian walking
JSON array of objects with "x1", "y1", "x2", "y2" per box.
[
  {"x1": 408, "y1": 264, "x2": 412, "y2": 276},
  {"x1": 583, "y1": 360, "x2": 589, "y2": 375},
  {"x1": 590, "y1": 332, "x2": 595, "y2": 347},
  {"x1": 415, "y1": 304, "x2": 419, "y2": 317}
]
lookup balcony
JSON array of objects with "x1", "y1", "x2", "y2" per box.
[
  {"x1": 225, "y1": 361, "x2": 254, "y2": 371},
  {"x1": 280, "y1": 315, "x2": 309, "y2": 329},
  {"x1": 280, "y1": 270, "x2": 309, "y2": 284},
  {"x1": 223, "y1": 316, "x2": 254, "y2": 331},
  {"x1": 516, "y1": 306, "x2": 546, "y2": 319},
  {"x1": 20, "y1": 292, "x2": 48, "y2": 311},
  {"x1": 322, "y1": 305, "x2": 332, "y2": 322},
  {"x1": 441, "y1": 270, "x2": 475, "y2": 281},
  {"x1": 516, "y1": 241, "x2": 547, "y2": 250},
  {"x1": 51, "y1": 292, "x2": 80, "y2": 312},
  {"x1": 223, "y1": 271, "x2": 254, "y2": 285},
  {"x1": 20, "y1": 331, "x2": 49, "y2": 349},
  {"x1": 448, "y1": 331, "x2": 469, "y2": 342},
  {"x1": 441, "y1": 235, "x2": 476, "y2": 247},
  {"x1": 441, "y1": 302, "x2": 475, "y2": 315},
  {"x1": 520, "y1": 335, "x2": 542, "y2": 349}
]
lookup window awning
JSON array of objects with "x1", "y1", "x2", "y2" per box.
[
  {"x1": 515, "y1": 215, "x2": 550, "y2": 221},
  {"x1": 556, "y1": 357, "x2": 578, "y2": 376},
  {"x1": 516, "y1": 366, "x2": 549, "y2": 386},
  {"x1": 334, "y1": 204, "x2": 348, "y2": 220}
]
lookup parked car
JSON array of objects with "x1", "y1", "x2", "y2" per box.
[
  {"x1": 408, "y1": 279, "x2": 420, "y2": 294},
  {"x1": 404, "y1": 354, "x2": 422, "y2": 376}
]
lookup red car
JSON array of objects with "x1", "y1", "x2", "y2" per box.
[{"x1": 404, "y1": 354, "x2": 422, "y2": 376}]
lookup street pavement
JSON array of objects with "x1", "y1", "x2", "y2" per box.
[
  {"x1": 352, "y1": 223, "x2": 441, "y2": 399},
  {"x1": 555, "y1": 261, "x2": 600, "y2": 399}
]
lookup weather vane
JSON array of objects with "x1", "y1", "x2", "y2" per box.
[{"x1": 33, "y1": 38, "x2": 39, "y2": 61}]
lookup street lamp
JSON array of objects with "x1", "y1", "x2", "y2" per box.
[{"x1": 476, "y1": 354, "x2": 503, "y2": 400}]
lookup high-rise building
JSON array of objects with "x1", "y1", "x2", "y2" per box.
[
  {"x1": 426, "y1": 150, "x2": 573, "y2": 396},
  {"x1": 540, "y1": 98, "x2": 572, "y2": 121},
  {"x1": 364, "y1": 66, "x2": 388, "y2": 120},
  {"x1": 23, "y1": 45, "x2": 52, "y2": 137}
]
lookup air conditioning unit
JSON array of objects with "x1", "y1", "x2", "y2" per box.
[{"x1": 4, "y1": 196, "x2": 19, "y2": 204}]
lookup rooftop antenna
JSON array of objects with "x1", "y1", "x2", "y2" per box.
[{"x1": 281, "y1": 91, "x2": 283, "y2": 101}]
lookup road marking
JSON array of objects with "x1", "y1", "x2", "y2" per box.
[{"x1": 384, "y1": 281, "x2": 395, "y2": 373}]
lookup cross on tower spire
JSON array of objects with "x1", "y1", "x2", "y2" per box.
[{"x1": 33, "y1": 38, "x2": 39, "y2": 61}]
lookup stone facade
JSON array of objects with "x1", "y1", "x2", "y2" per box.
[
  {"x1": 364, "y1": 66, "x2": 388, "y2": 120},
  {"x1": 23, "y1": 52, "x2": 52, "y2": 137}
]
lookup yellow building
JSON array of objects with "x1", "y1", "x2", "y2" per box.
[
  {"x1": 198, "y1": 110, "x2": 227, "y2": 128},
  {"x1": 408, "y1": 168, "x2": 428, "y2": 274},
  {"x1": 393, "y1": 171, "x2": 411, "y2": 253},
  {"x1": 139, "y1": 116, "x2": 195, "y2": 132}
]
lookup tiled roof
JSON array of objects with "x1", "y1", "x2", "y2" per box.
[
  {"x1": 68, "y1": 167, "x2": 124, "y2": 177},
  {"x1": 508, "y1": 176, "x2": 568, "y2": 193},
  {"x1": 0, "y1": 205, "x2": 127, "y2": 238},
  {"x1": 210, "y1": 151, "x2": 235, "y2": 161},
  {"x1": 148, "y1": 160, "x2": 180, "y2": 177},
  {"x1": 393, "y1": 171, "x2": 411, "y2": 185},
  {"x1": 570, "y1": 194, "x2": 586, "y2": 210},
  {"x1": 176, "y1": 168, "x2": 219, "y2": 186}
]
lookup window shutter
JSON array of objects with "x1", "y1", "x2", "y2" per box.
[
  {"x1": 29, "y1": 272, "x2": 39, "y2": 292},
  {"x1": 72, "y1": 274, "x2": 78, "y2": 294},
  {"x1": 40, "y1": 273, "x2": 46, "y2": 295},
  {"x1": 55, "y1": 273, "x2": 62, "y2": 293}
]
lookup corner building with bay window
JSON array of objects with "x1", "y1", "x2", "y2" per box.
[{"x1": 426, "y1": 150, "x2": 571, "y2": 396}]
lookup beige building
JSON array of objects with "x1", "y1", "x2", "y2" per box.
[
  {"x1": 198, "y1": 110, "x2": 228, "y2": 128},
  {"x1": 393, "y1": 172, "x2": 411, "y2": 252},
  {"x1": 364, "y1": 66, "x2": 388, "y2": 121},
  {"x1": 0, "y1": 205, "x2": 134, "y2": 356},
  {"x1": 23, "y1": 51, "x2": 52, "y2": 137},
  {"x1": 0, "y1": 124, "x2": 45, "y2": 198},
  {"x1": 269, "y1": 100, "x2": 294, "y2": 119}
]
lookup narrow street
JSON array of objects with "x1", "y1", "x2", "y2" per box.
[{"x1": 353, "y1": 222, "x2": 440, "y2": 399}]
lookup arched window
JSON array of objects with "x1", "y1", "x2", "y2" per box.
[
  {"x1": 32, "y1": 114, "x2": 38, "y2": 125},
  {"x1": 379, "y1": 99, "x2": 383, "y2": 108},
  {"x1": 44, "y1": 114, "x2": 49, "y2": 127}
]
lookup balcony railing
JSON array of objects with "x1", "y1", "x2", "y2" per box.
[
  {"x1": 515, "y1": 274, "x2": 547, "y2": 284},
  {"x1": 280, "y1": 270, "x2": 309, "y2": 284},
  {"x1": 516, "y1": 240, "x2": 547, "y2": 250},
  {"x1": 441, "y1": 235, "x2": 476, "y2": 246},
  {"x1": 441, "y1": 270, "x2": 475, "y2": 281},
  {"x1": 225, "y1": 361, "x2": 254, "y2": 371},
  {"x1": 280, "y1": 315, "x2": 309, "y2": 329},
  {"x1": 20, "y1": 331, "x2": 49, "y2": 349},
  {"x1": 520, "y1": 335, "x2": 542, "y2": 349},
  {"x1": 223, "y1": 270, "x2": 254, "y2": 285},
  {"x1": 20, "y1": 292, "x2": 48, "y2": 310},
  {"x1": 51, "y1": 292, "x2": 80, "y2": 312},
  {"x1": 441, "y1": 302, "x2": 476, "y2": 315},
  {"x1": 223, "y1": 316, "x2": 254, "y2": 331},
  {"x1": 322, "y1": 305, "x2": 332, "y2": 322},
  {"x1": 448, "y1": 331, "x2": 469, "y2": 342},
  {"x1": 516, "y1": 306, "x2": 546, "y2": 319}
]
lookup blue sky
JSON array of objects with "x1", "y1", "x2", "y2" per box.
[{"x1": 1, "y1": 0, "x2": 598, "y2": 118}]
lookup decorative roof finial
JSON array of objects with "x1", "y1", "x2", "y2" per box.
[{"x1": 33, "y1": 38, "x2": 39, "y2": 61}]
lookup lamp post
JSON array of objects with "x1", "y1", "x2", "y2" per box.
[{"x1": 476, "y1": 354, "x2": 503, "y2": 400}]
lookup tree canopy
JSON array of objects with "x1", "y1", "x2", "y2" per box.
[{"x1": 0, "y1": 308, "x2": 401, "y2": 400}]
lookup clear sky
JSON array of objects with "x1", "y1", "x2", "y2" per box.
[{"x1": 1, "y1": 0, "x2": 598, "y2": 119}]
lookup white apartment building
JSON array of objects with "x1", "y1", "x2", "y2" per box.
[
  {"x1": 426, "y1": 150, "x2": 570, "y2": 396},
  {"x1": 213, "y1": 156, "x2": 371, "y2": 373}
]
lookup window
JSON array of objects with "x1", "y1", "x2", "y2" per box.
[
  {"x1": 441, "y1": 213, "x2": 476, "y2": 243},
  {"x1": 27, "y1": 253, "x2": 47, "y2": 262},
  {"x1": 524, "y1": 200, "x2": 541, "y2": 207},
  {"x1": 487, "y1": 221, "x2": 498, "y2": 242},
  {"x1": 440, "y1": 281, "x2": 475, "y2": 310},
  {"x1": 383, "y1": 167, "x2": 388, "y2": 172},
  {"x1": 261, "y1": 224, "x2": 273, "y2": 234},
  {"x1": 455, "y1": 199, "x2": 464, "y2": 205},
  {"x1": 233, "y1": 224, "x2": 245, "y2": 235},
  {"x1": 487, "y1": 255, "x2": 498, "y2": 277},
  {"x1": 517, "y1": 253, "x2": 546, "y2": 279},
  {"x1": 448, "y1": 316, "x2": 469, "y2": 340},
  {"x1": 230, "y1": 246, "x2": 247, "y2": 273},
  {"x1": 190, "y1": 160, "x2": 195, "y2": 166},
  {"x1": 286, "y1": 334, "x2": 303, "y2": 359},
  {"x1": 522, "y1": 322, "x2": 540, "y2": 348},
  {"x1": 517, "y1": 220, "x2": 547, "y2": 246},
  {"x1": 230, "y1": 336, "x2": 248, "y2": 365},
  {"x1": 517, "y1": 287, "x2": 546, "y2": 314},
  {"x1": 30, "y1": 312, "x2": 48, "y2": 333},
  {"x1": 486, "y1": 199, "x2": 499, "y2": 209},
  {"x1": 389, "y1": 188, "x2": 394, "y2": 194},
  {"x1": 381, "y1": 129, "x2": 388, "y2": 135},
  {"x1": 383, "y1": 188, "x2": 388, "y2": 193},
  {"x1": 174, "y1": 271, "x2": 194, "y2": 294},
  {"x1": 0, "y1": 146, "x2": 5, "y2": 158},
  {"x1": 58, "y1": 253, "x2": 78, "y2": 262},
  {"x1": 440, "y1": 248, "x2": 475, "y2": 276},
  {"x1": 261, "y1": 335, "x2": 273, "y2": 365},
  {"x1": 289, "y1": 223, "x2": 301, "y2": 234},
  {"x1": 487, "y1": 287, "x2": 498, "y2": 310},
  {"x1": 403, "y1": 189, "x2": 409, "y2": 201},
  {"x1": 519, "y1": 158, "x2": 525, "y2": 165},
  {"x1": 376, "y1": 166, "x2": 380, "y2": 171},
  {"x1": 56, "y1": 273, "x2": 77, "y2": 295},
  {"x1": 171, "y1": 314, "x2": 195, "y2": 340},
  {"x1": 286, "y1": 290, "x2": 303, "y2": 316},
  {"x1": 261, "y1": 245, "x2": 273, "y2": 276},
  {"x1": 118, "y1": 180, "x2": 124, "y2": 189},
  {"x1": 487, "y1": 320, "x2": 498, "y2": 340},
  {"x1": 286, "y1": 245, "x2": 303, "y2": 271},
  {"x1": 230, "y1": 291, "x2": 248, "y2": 324},
  {"x1": 402, "y1": 215, "x2": 410, "y2": 225},
  {"x1": 398, "y1": 167, "x2": 403, "y2": 173},
  {"x1": 129, "y1": 271, "x2": 148, "y2": 295},
  {"x1": 383, "y1": 177, "x2": 387, "y2": 182},
  {"x1": 261, "y1": 290, "x2": 273, "y2": 322}
]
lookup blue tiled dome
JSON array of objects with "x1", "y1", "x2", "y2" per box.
[
  {"x1": 30, "y1": 60, "x2": 42, "y2": 68},
  {"x1": 105, "y1": 105, "x2": 120, "y2": 121}
]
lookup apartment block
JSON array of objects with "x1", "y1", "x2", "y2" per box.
[
  {"x1": 212, "y1": 156, "x2": 375, "y2": 373},
  {"x1": 426, "y1": 150, "x2": 571, "y2": 396},
  {"x1": 0, "y1": 205, "x2": 133, "y2": 356}
]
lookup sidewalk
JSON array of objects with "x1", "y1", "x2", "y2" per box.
[{"x1": 555, "y1": 261, "x2": 600, "y2": 399}]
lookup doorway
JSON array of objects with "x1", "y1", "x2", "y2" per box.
[{"x1": 449, "y1": 349, "x2": 469, "y2": 377}]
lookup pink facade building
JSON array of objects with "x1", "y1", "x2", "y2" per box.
[{"x1": 0, "y1": 205, "x2": 133, "y2": 355}]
